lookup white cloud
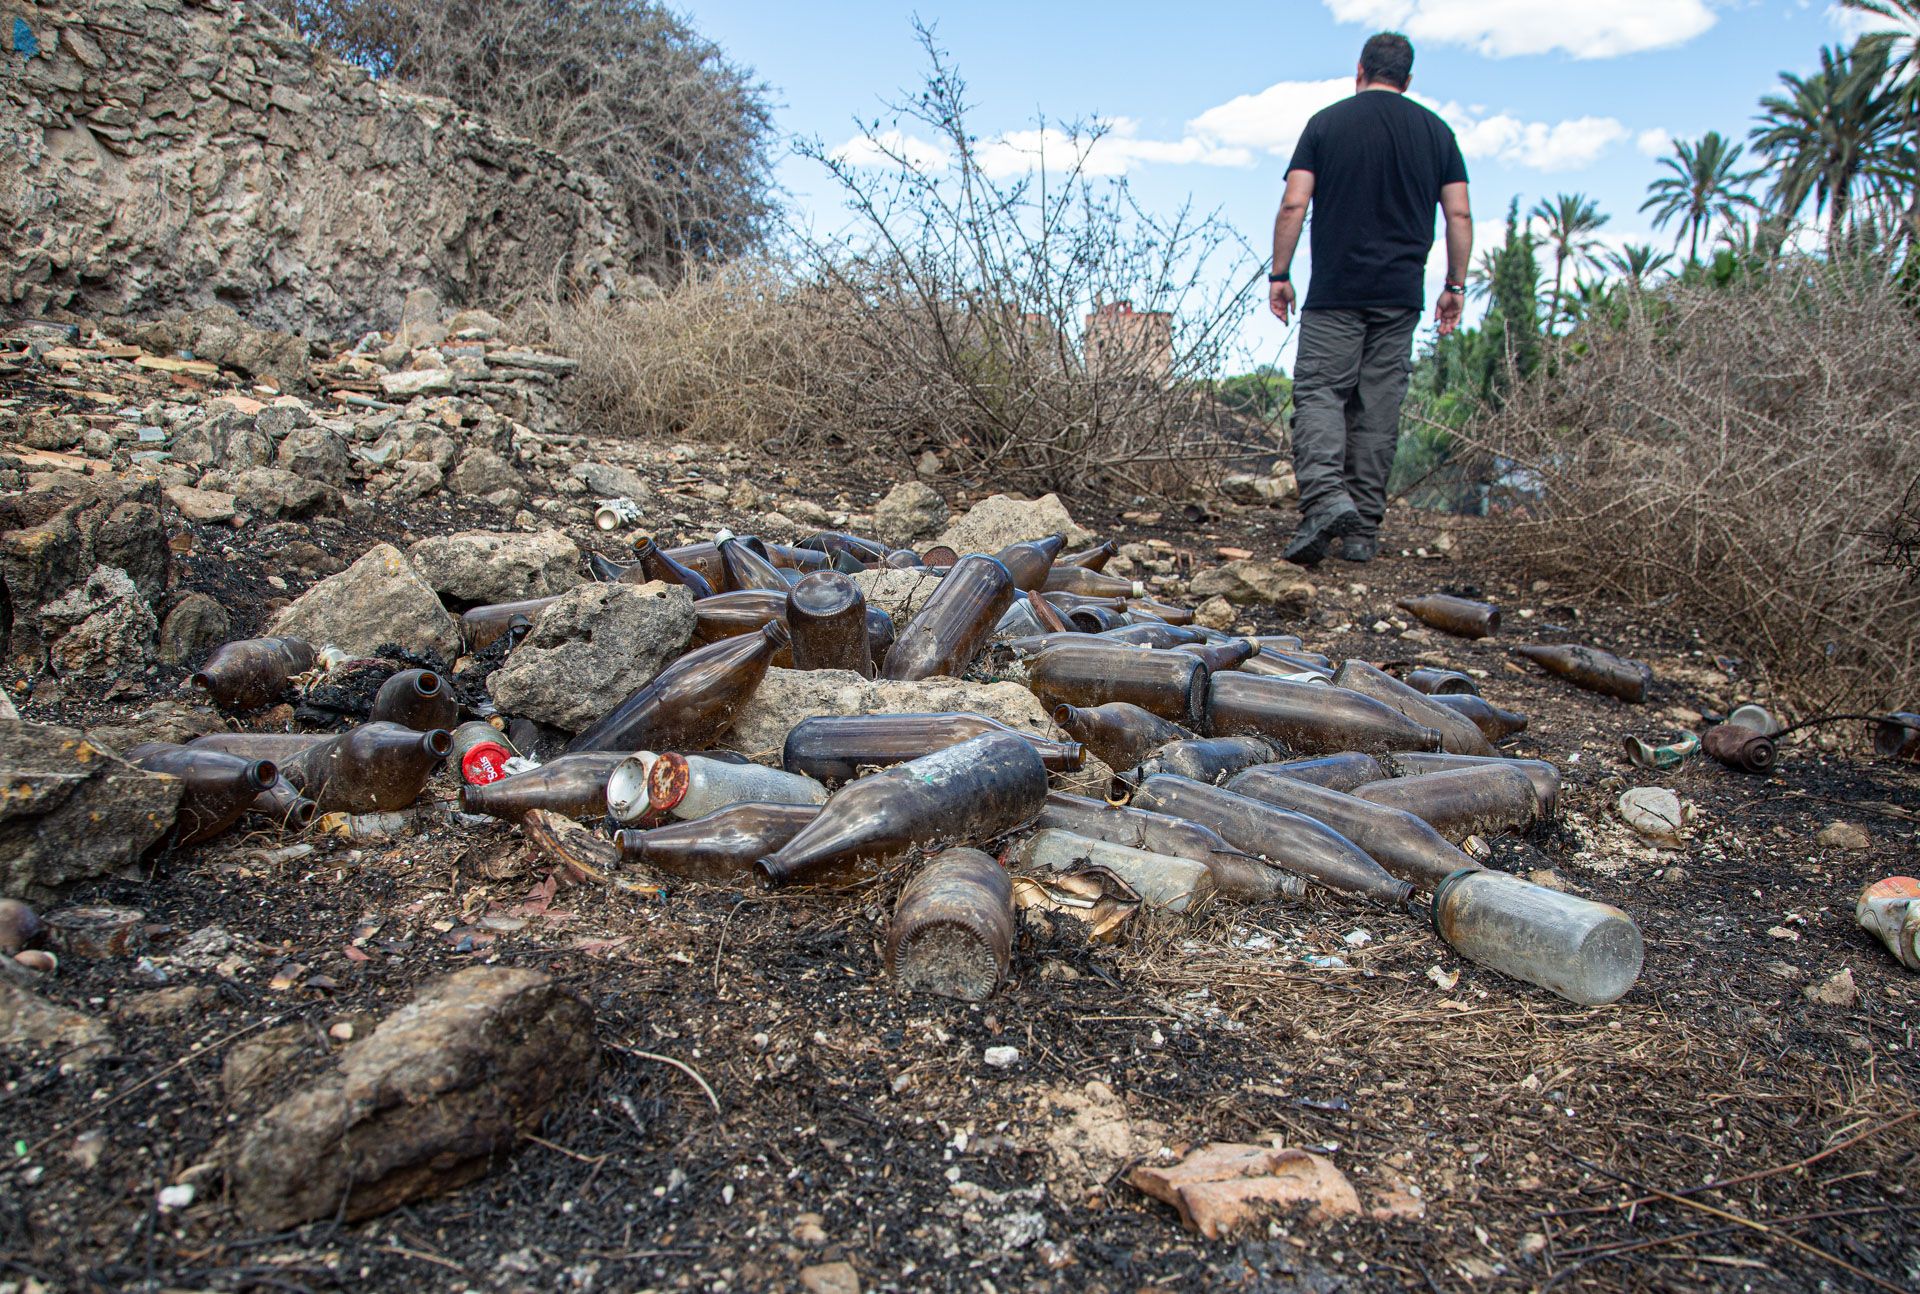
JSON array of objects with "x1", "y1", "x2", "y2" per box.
[
  {"x1": 975, "y1": 120, "x2": 1253, "y2": 179},
  {"x1": 1441, "y1": 107, "x2": 1627, "y2": 171},
  {"x1": 830, "y1": 129, "x2": 950, "y2": 172},
  {"x1": 1323, "y1": 0, "x2": 1716, "y2": 59},
  {"x1": 1186, "y1": 77, "x2": 1354, "y2": 156},
  {"x1": 1635, "y1": 127, "x2": 1672, "y2": 158}
]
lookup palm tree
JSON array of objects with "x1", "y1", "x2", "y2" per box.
[
  {"x1": 1529, "y1": 193, "x2": 1609, "y2": 330},
  {"x1": 1751, "y1": 42, "x2": 1902, "y2": 249},
  {"x1": 1465, "y1": 246, "x2": 1502, "y2": 303},
  {"x1": 1841, "y1": 1, "x2": 1920, "y2": 244},
  {"x1": 1641, "y1": 132, "x2": 1760, "y2": 262},
  {"x1": 1603, "y1": 242, "x2": 1675, "y2": 290}
]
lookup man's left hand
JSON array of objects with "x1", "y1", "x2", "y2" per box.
[
  {"x1": 1435, "y1": 288, "x2": 1463, "y2": 337},
  {"x1": 1269, "y1": 279, "x2": 1296, "y2": 324}
]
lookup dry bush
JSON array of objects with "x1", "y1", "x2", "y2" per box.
[
  {"x1": 263, "y1": 0, "x2": 774, "y2": 281},
  {"x1": 1468, "y1": 260, "x2": 1920, "y2": 707}
]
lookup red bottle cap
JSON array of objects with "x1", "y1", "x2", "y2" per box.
[{"x1": 461, "y1": 742, "x2": 512, "y2": 786}]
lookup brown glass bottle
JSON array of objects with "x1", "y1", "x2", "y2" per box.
[
  {"x1": 1398, "y1": 593, "x2": 1501, "y2": 639},
  {"x1": 800, "y1": 532, "x2": 892, "y2": 564},
  {"x1": 1121, "y1": 735, "x2": 1286, "y2": 790},
  {"x1": 1100, "y1": 622, "x2": 1207, "y2": 649},
  {"x1": 1208, "y1": 673, "x2": 1442, "y2": 755},
  {"x1": 1355, "y1": 765, "x2": 1540, "y2": 843},
  {"x1": 691, "y1": 589, "x2": 787, "y2": 645},
  {"x1": 995, "y1": 631, "x2": 1113, "y2": 658},
  {"x1": 631, "y1": 536, "x2": 717, "y2": 600},
  {"x1": 782, "y1": 712, "x2": 1084, "y2": 785},
  {"x1": 200, "y1": 722, "x2": 449, "y2": 814},
  {"x1": 1174, "y1": 639, "x2": 1258, "y2": 672},
  {"x1": 570, "y1": 620, "x2": 790, "y2": 753},
  {"x1": 370, "y1": 668, "x2": 459, "y2": 733},
  {"x1": 1057, "y1": 540, "x2": 1116, "y2": 571},
  {"x1": 1025, "y1": 643, "x2": 1211, "y2": 729},
  {"x1": 1249, "y1": 645, "x2": 1337, "y2": 677},
  {"x1": 766, "y1": 542, "x2": 831, "y2": 573},
  {"x1": 882, "y1": 554, "x2": 1015, "y2": 682},
  {"x1": 1237, "y1": 653, "x2": 1336, "y2": 682},
  {"x1": 1224, "y1": 766, "x2": 1480, "y2": 890},
  {"x1": 586, "y1": 551, "x2": 632, "y2": 583},
  {"x1": 1385, "y1": 751, "x2": 1562, "y2": 818},
  {"x1": 863, "y1": 606, "x2": 896, "y2": 672},
  {"x1": 882, "y1": 549, "x2": 927, "y2": 569},
  {"x1": 785, "y1": 572, "x2": 873, "y2": 676},
  {"x1": 1702, "y1": 722, "x2": 1778, "y2": 774},
  {"x1": 1404, "y1": 667, "x2": 1480, "y2": 696},
  {"x1": 1258, "y1": 752, "x2": 1388, "y2": 792},
  {"x1": 886, "y1": 847, "x2": 1014, "y2": 1001},
  {"x1": 992, "y1": 533, "x2": 1066, "y2": 591},
  {"x1": 1874, "y1": 712, "x2": 1920, "y2": 760},
  {"x1": 658, "y1": 540, "x2": 727, "y2": 588},
  {"x1": 1126, "y1": 775, "x2": 1413, "y2": 907},
  {"x1": 1128, "y1": 597, "x2": 1195, "y2": 626},
  {"x1": 460, "y1": 596, "x2": 562, "y2": 652},
  {"x1": 1043, "y1": 591, "x2": 1128, "y2": 611},
  {"x1": 617, "y1": 802, "x2": 822, "y2": 882},
  {"x1": 719, "y1": 534, "x2": 792, "y2": 593},
  {"x1": 1069, "y1": 605, "x2": 1129, "y2": 632},
  {"x1": 1043, "y1": 566, "x2": 1145, "y2": 599},
  {"x1": 1511, "y1": 643, "x2": 1652, "y2": 703},
  {"x1": 1332, "y1": 660, "x2": 1496, "y2": 757},
  {"x1": 126, "y1": 743, "x2": 280, "y2": 846},
  {"x1": 461, "y1": 751, "x2": 631, "y2": 820},
  {"x1": 920, "y1": 544, "x2": 960, "y2": 568},
  {"x1": 757, "y1": 731, "x2": 1049, "y2": 884},
  {"x1": 1033, "y1": 791, "x2": 1302, "y2": 902},
  {"x1": 1051, "y1": 701, "x2": 1196, "y2": 770},
  {"x1": 191, "y1": 636, "x2": 316, "y2": 711},
  {"x1": 1026, "y1": 591, "x2": 1073, "y2": 634},
  {"x1": 250, "y1": 779, "x2": 318, "y2": 830},
  {"x1": 1426, "y1": 693, "x2": 1528, "y2": 743}
]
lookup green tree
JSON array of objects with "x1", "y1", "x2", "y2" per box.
[
  {"x1": 1641, "y1": 132, "x2": 1760, "y2": 262},
  {"x1": 1603, "y1": 242, "x2": 1676, "y2": 289},
  {"x1": 1752, "y1": 42, "x2": 1902, "y2": 249},
  {"x1": 1530, "y1": 193, "x2": 1609, "y2": 329},
  {"x1": 1842, "y1": 1, "x2": 1920, "y2": 245},
  {"x1": 1489, "y1": 198, "x2": 1544, "y2": 382}
]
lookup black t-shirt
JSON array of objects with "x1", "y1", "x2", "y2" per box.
[{"x1": 1287, "y1": 91, "x2": 1467, "y2": 310}]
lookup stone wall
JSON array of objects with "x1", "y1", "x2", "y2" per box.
[{"x1": 0, "y1": 0, "x2": 644, "y2": 339}]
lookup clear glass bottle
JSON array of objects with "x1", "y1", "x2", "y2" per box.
[{"x1": 1433, "y1": 869, "x2": 1643, "y2": 1005}]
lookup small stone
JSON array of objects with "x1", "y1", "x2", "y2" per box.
[
  {"x1": 1192, "y1": 595, "x2": 1236, "y2": 631},
  {"x1": 157, "y1": 1183, "x2": 196, "y2": 1211},
  {"x1": 0, "y1": 977, "x2": 113, "y2": 1065},
  {"x1": 230, "y1": 467, "x2": 340, "y2": 519},
  {"x1": 448, "y1": 448, "x2": 524, "y2": 498},
  {"x1": 116, "y1": 986, "x2": 218, "y2": 1022},
  {"x1": 1617, "y1": 787, "x2": 1689, "y2": 847},
  {"x1": 915, "y1": 450, "x2": 942, "y2": 478},
  {"x1": 158, "y1": 592, "x2": 231, "y2": 666},
  {"x1": 1804, "y1": 967, "x2": 1858, "y2": 1008},
  {"x1": 166, "y1": 485, "x2": 237, "y2": 523},
  {"x1": 1816, "y1": 822, "x2": 1872, "y2": 851},
  {"x1": 274, "y1": 426, "x2": 351, "y2": 483},
  {"x1": 379, "y1": 368, "x2": 455, "y2": 399},
  {"x1": 800, "y1": 1261, "x2": 861, "y2": 1294},
  {"x1": 570, "y1": 462, "x2": 650, "y2": 500},
  {"x1": 873, "y1": 481, "x2": 950, "y2": 545},
  {"x1": 984, "y1": 1045, "x2": 1020, "y2": 1068},
  {"x1": 42, "y1": 565, "x2": 157, "y2": 678},
  {"x1": 790, "y1": 1212, "x2": 830, "y2": 1247},
  {"x1": 394, "y1": 288, "x2": 446, "y2": 350}
]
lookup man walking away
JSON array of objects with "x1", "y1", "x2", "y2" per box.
[{"x1": 1268, "y1": 31, "x2": 1472, "y2": 566}]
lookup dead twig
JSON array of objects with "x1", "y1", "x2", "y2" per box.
[{"x1": 610, "y1": 1042, "x2": 722, "y2": 1117}]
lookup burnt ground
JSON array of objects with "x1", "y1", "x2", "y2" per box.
[{"x1": 3, "y1": 451, "x2": 1919, "y2": 1294}]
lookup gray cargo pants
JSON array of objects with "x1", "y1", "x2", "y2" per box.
[{"x1": 1289, "y1": 306, "x2": 1421, "y2": 536}]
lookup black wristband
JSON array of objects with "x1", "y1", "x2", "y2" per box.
[
  {"x1": 1442, "y1": 282, "x2": 1465, "y2": 295},
  {"x1": 1267, "y1": 270, "x2": 1290, "y2": 283}
]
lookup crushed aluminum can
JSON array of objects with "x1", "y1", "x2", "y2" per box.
[
  {"x1": 1857, "y1": 876, "x2": 1920, "y2": 971},
  {"x1": 1623, "y1": 731, "x2": 1699, "y2": 770}
]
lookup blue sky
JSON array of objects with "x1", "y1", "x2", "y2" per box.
[{"x1": 680, "y1": 0, "x2": 1897, "y2": 371}]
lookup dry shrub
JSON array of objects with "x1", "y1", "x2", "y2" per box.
[{"x1": 1469, "y1": 260, "x2": 1920, "y2": 707}]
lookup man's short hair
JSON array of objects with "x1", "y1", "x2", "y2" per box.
[{"x1": 1360, "y1": 32, "x2": 1414, "y2": 89}]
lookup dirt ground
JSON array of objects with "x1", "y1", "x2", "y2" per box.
[{"x1": 3, "y1": 442, "x2": 1918, "y2": 1294}]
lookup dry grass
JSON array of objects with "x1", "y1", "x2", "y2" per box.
[{"x1": 1467, "y1": 261, "x2": 1920, "y2": 709}]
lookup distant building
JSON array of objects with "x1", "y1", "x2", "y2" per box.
[{"x1": 1083, "y1": 301, "x2": 1172, "y2": 383}]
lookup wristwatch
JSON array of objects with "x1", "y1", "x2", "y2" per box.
[
  {"x1": 1442, "y1": 282, "x2": 1465, "y2": 295},
  {"x1": 1267, "y1": 270, "x2": 1290, "y2": 283}
]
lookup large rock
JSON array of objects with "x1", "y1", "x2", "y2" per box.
[
  {"x1": 270, "y1": 544, "x2": 460, "y2": 660},
  {"x1": 1187, "y1": 560, "x2": 1315, "y2": 610},
  {"x1": 158, "y1": 592, "x2": 233, "y2": 667},
  {"x1": 726, "y1": 668, "x2": 1113, "y2": 790},
  {"x1": 0, "y1": 722, "x2": 182, "y2": 899},
  {"x1": 0, "y1": 474, "x2": 168, "y2": 668},
  {"x1": 229, "y1": 467, "x2": 341, "y2": 520},
  {"x1": 228, "y1": 967, "x2": 596, "y2": 1230},
  {"x1": 488, "y1": 582, "x2": 697, "y2": 732},
  {"x1": 41, "y1": 566, "x2": 157, "y2": 678},
  {"x1": 448, "y1": 448, "x2": 525, "y2": 499},
  {"x1": 1, "y1": 976, "x2": 114, "y2": 1067},
  {"x1": 123, "y1": 306, "x2": 312, "y2": 393},
  {"x1": 570, "y1": 462, "x2": 650, "y2": 500},
  {"x1": 873, "y1": 481, "x2": 950, "y2": 545},
  {"x1": 407, "y1": 531, "x2": 584, "y2": 607},
  {"x1": 852, "y1": 568, "x2": 949, "y2": 625},
  {"x1": 933, "y1": 493, "x2": 1094, "y2": 557},
  {"x1": 169, "y1": 409, "x2": 274, "y2": 472},
  {"x1": 275, "y1": 426, "x2": 352, "y2": 483}
]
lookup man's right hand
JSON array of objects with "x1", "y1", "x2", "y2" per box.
[
  {"x1": 1269, "y1": 279, "x2": 1296, "y2": 324},
  {"x1": 1435, "y1": 287, "x2": 1463, "y2": 337}
]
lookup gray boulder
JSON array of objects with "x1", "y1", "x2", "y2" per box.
[
  {"x1": 230, "y1": 467, "x2": 341, "y2": 519},
  {"x1": 1, "y1": 977, "x2": 114, "y2": 1067},
  {"x1": 169, "y1": 408, "x2": 274, "y2": 472},
  {"x1": 0, "y1": 474, "x2": 168, "y2": 668},
  {"x1": 873, "y1": 481, "x2": 950, "y2": 545},
  {"x1": 852, "y1": 567, "x2": 949, "y2": 625},
  {"x1": 1187, "y1": 559, "x2": 1315, "y2": 610},
  {"x1": 488, "y1": 582, "x2": 696, "y2": 732},
  {"x1": 407, "y1": 530, "x2": 584, "y2": 607},
  {"x1": 448, "y1": 448, "x2": 525, "y2": 498},
  {"x1": 158, "y1": 592, "x2": 233, "y2": 667},
  {"x1": 570, "y1": 461, "x2": 650, "y2": 500},
  {"x1": 0, "y1": 722, "x2": 183, "y2": 899},
  {"x1": 270, "y1": 543, "x2": 460, "y2": 660},
  {"x1": 229, "y1": 967, "x2": 596, "y2": 1230},
  {"x1": 42, "y1": 566, "x2": 157, "y2": 678},
  {"x1": 275, "y1": 426, "x2": 352, "y2": 483},
  {"x1": 933, "y1": 493, "x2": 1093, "y2": 556},
  {"x1": 124, "y1": 306, "x2": 313, "y2": 393}
]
